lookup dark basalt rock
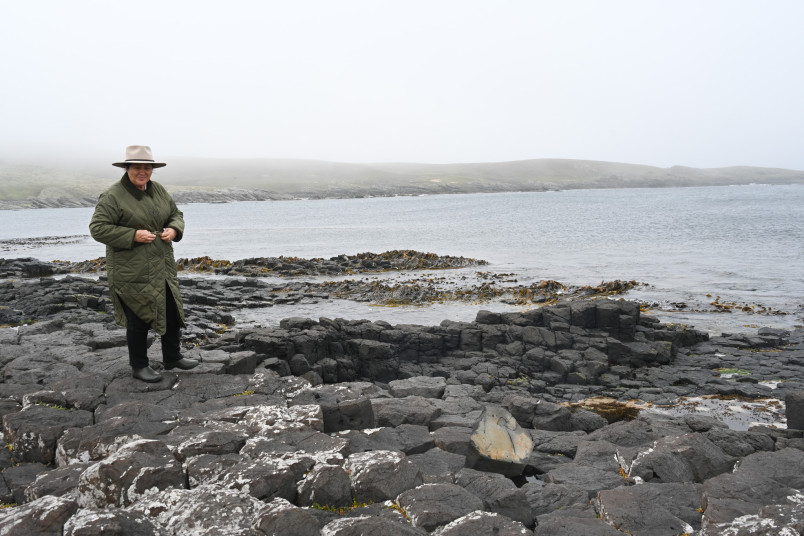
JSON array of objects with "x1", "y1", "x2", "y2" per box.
[
  {"x1": 345, "y1": 450, "x2": 423, "y2": 503},
  {"x1": 76, "y1": 439, "x2": 185, "y2": 508},
  {"x1": 521, "y1": 481, "x2": 591, "y2": 519},
  {"x1": 296, "y1": 464, "x2": 352, "y2": 508},
  {"x1": 1, "y1": 262, "x2": 803, "y2": 533},
  {"x1": 0, "y1": 495, "x2": 78, "y2": 536},
  {"x1": 594, "y1": 482, "x2": 703, "y2": 535},
  {"x1": 340, "y1": 424, "x2": 434, "y2": 455},
  {"x1": 433, "y1": 510, "x2": 532, "y2": 536},
  {"x1": 396, "y1": 483, "x2": 485, "y2": 532},
  {"x1": 2, "y1": 463, "x2": 50, "y2": 505},
  {"x1": 63, "y1": 508, "x2": 166, "y2": 536},
  {"x1": 128, "y1": 484, "x2": 266, "y2": 535},
  {"x1": 532, "y1": 516, "x2": 623, "y2": 536},
  {"x1": 408, "y1": 448, "x2": 468, "y2": 484},
  {"x1": 253, "y1": 497, "x2": 320, "y2": 536},
  {"x1": 700, "y1": 448, "x2": 804, "y2": 534},
  {"x1": 3, "y1": 405, "x2": 94, "y2": 465},
  {"x1": 321, "y1": 513, "x2": 429, "y2": 535},
  {"x1": 454, "y1": 468, "x2": 532, "y2": 527},
  {"x1": 623, "y1": 432, "x2": 736, "y2": 483},
  {"x1": 786, "y1": 390, "x2": 804, "y2": 430},
  {"x1": 25, "y1": 463, "x2": 91, "y2": 502}
]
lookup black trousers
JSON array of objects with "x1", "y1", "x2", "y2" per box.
[{"x1": 121, "y1": 283, "x2": 182, "y2": 369}]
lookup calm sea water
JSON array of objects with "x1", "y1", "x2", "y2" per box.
[{"x1": 2, "y1": 185, "x2": 802, "y2": 333}]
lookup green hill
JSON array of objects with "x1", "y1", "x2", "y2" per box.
[{"x1": 1, "y1": 157, "x2": 802, "y2": 209}]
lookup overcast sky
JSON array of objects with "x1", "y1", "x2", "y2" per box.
[{"x1": 2, "y1": 0, "x2": 803, "y2": 169}]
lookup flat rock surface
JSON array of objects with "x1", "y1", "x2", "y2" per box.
[{"x1": 0, "y1": 260, "x2": 803, "y2": 534}]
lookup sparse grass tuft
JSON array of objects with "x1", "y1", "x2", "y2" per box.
[{"x1": 311, "y1": 498, "x2": 373, "y2": 515}]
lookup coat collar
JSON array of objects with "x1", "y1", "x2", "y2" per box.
[{"x1": 120, "y1": 175, "x2": 153, "y2": 199}]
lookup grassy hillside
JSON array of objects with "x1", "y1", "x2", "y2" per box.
[{"x1": 1, "y1": 157, "x2": 803, "y2": 209}]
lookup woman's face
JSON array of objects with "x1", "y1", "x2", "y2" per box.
[{"x1": 127, "y1": 163, "x2": 153, "y2": 191}]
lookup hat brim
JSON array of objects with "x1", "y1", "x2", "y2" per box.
[{"x1": 113, "y1": 160, "x2": 167, "y2": 168}]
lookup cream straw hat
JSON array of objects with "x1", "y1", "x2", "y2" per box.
[{"x1": 112, "y1": 145, "x2": 166, "y2": 168}]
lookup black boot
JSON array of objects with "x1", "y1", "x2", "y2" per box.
[
  {"x1": 132, "y1": 366, "x2": 162, "y2": 383},
  {"x1": 164, "y1": 357, "x2": 199, "y2": 370}
]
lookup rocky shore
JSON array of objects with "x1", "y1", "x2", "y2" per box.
[{"x1": 1, "y1": 255, "x2": 803, "y2": 535}]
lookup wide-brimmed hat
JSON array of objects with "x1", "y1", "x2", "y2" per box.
[{"x1": 113, "y1": 145, "x2": 166, "y2": 168}]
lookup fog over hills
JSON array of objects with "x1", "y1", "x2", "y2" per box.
[{"x1": 1, "y1": 157, "x2": 803, "y2": 209}]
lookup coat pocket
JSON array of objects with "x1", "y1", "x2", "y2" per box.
[{"x1": 112, "y1": 246, "x2": 150, "y2": 283}]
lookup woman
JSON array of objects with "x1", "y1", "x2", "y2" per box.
[{"x1": 90, "y1": 145, "x2": 198, "y2": 382}]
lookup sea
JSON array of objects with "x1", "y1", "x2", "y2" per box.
[{"x1": 2, "y1": 184, "x2": 802, "y2": 335}]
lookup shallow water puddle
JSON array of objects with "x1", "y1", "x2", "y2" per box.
[
  {"x1": 644, "y1": 395, "x2": 785, "y2": 431},
  {"x1": 572, "y1": 395, "x2": 785, "y2": 431}
]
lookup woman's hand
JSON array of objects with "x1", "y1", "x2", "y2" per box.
[
  {"x1": 161, "y1": 227, "x2": 177, "y2": 243},
  {"x1": 134, "y1": 230, "x2": 157, "y2": 243}
]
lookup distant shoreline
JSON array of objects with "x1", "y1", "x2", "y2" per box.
[
  {"x1": 2, "y1": 156, "x2": 803, "y2": 210},
  {"x1": 2, "y1": 180, "x2": 804, "y2": 211}
]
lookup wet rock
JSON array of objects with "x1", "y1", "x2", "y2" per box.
[
  {"x1": 0, "y1": 494, "x2": 78, "y2": 536},
  {"x1": 345, "y1": 450, "x2": 424, "y2": 503},
  {"x1": 466, "y1": 405, "x2": 533, "y2": 477},
  {"x1": 396, "y1": 483, "x2": 485, "y2": 532}
]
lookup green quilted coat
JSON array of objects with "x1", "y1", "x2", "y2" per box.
[{"x1": 89, "y1": 176, "x2": 186, "y2": 335}]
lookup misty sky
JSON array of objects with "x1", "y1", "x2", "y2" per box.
[{"x1": 3, "y1": 0, "x2": 803, "y2": 169}]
